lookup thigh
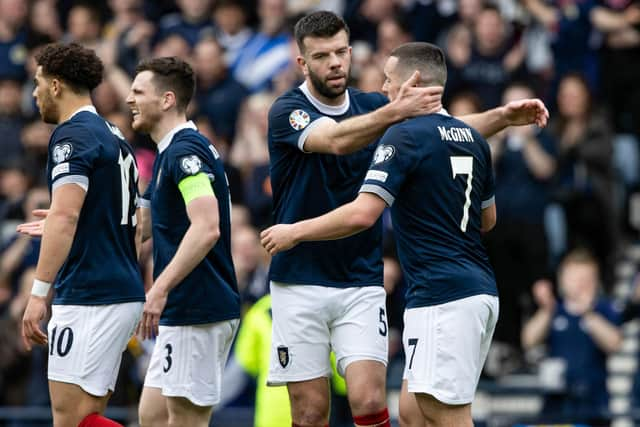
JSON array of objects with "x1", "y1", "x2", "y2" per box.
[
  {"x1": 268, "y1": 282, "x2": 332, "y2": 385},
  {"x1": 49, "y1": 380, "x2": 110, "y2": 427},
  {"x1": 147, "y1": 319, "x2": 238, "y2": 407},
  {"x1": 402, "y1": 295, "x2": 498, "y2": 405},
  {"x1": 330, "y1": 286, "x2": 388, "y2": 376},
  {"x1": 48, "y1": 302, "x2": 143, "y2": 397}
]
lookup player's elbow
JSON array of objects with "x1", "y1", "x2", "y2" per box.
[
  {"x1": 349, "y1": 209, "x2": 378, "y2": 231},
  {"x1": 49, "y1": 208, "x2": 80, "y2": 231},
  {"x1": 200, "y1": 221, "x2": 221, "y2": 248}
]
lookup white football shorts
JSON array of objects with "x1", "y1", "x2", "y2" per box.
[
  {"x1": 47, "y1": 302, "x2": 143, "y2": 396},
  {"x1": 268, "y1": 281, "x2": 388, "y2": 385},
  {"x1": 144, "y1": 319, "x2": 239, "y2": 407},
  {"x1": 402, "y1": 294, "x2": 499, "y2": 405}
]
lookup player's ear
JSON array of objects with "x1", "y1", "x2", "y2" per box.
[
  {"x1": 296, "y1": 55, "x2": 308, "y2": 75},
  {"x1": 162, "y1": 91, "x2": 177, "y2": 111}
]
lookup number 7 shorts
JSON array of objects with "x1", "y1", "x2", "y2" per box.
[
  {"x1": 402, "y1": 294, "x2": 499, "y2": 405},
  {"x1": 268, "y1": 282, "x2": 388, "y2": 385},
  {"x1": 144, "y1": 319, "x2": 240, "y2": 407},
  {"x1": 47, "y1": 302, "x2": 143, "y2": 396}
]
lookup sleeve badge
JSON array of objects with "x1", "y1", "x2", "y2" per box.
[
  {"x1": 52, "y1": 143, "x2": 73, "y2": 164},
  {"x1": 289, "y1": 109, "x2": 310, "y2": 131},
  {"x1": 180, "y1": 155, "x2": 203, "y2": 175}
]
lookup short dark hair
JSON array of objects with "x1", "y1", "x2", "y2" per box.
[
  {"x1": 389, "y1": 42, "x2": 447, "y2": 87},
  {"x1": 35, "y1": 43, "x2": 103, "y2": 92},
  {"x1": 135, "y1": 57, "x2": 195, "y2": 112},
  {"x1": 294, "y1": 11, "x2": 350, "y2": 54}
]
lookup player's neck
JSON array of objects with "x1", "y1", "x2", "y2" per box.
[
  {"x1": 57, "y1": 95, "x2": 95, "y2": 124},
  {"x1": 151, "y1": 113, "x2": 188, "y2": 144}
]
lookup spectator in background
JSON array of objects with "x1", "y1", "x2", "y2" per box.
[
  {"x1": 484, "y1": 82, "x2": 557, "y2": 371},
  {"x1": 152, "y1": 32, "x2": 191, "y2": 59},
  {"x1": 0, "y1": 78, "x2": 25, "y2": 162},
  {"x1": 232, "y1": 225, "x2": 269, "y2": 306},
  {"x1": 65, "y1": 3, "x2": 104, "y2": 50},
  {"x1": 0, "y1": 186, "x2": 47, "y2": 310},
  {"x1": 0, "y1": 0, "x2": 28, "y2": 82},
  {"x1": 458, "y1": 5, "x2": 527, "y2": 108},
  {"x1": 373, "y1": 14, "x2": 413, "y2": 68},
  {"x1": 193, "y1": 36, "x2": 248, "y2": 147},
  {"x1": 212, "y1": 0, "x2": 254, "y2": 67},
  {"x1": 356, "y1": 62, "x2": 384, "y2": 93},
  {"x1": 549, "y1": 73, "x2": 618, "y2": 287},
  {"x1": 231, "y1": 92, "x2": 273, "y2": 227},
  {"x1": 231, "y1": 0, "x2": 292, "y2": 93},
  {"x1": 28, "y1": 0, "x2": 63, "y2": 42},
  {"x1": 522, "y1": 249, "x2": 622, "y2": 425},
  {"x1": 344, "y1": 0, "x2": 399, "y2": 49},
  {"x1": 157, "y1": 0, "x2": 214, "y2": 47},
  {"x1": 598, "y1": 0, "x2": 640, "y2": 136},
  {"x1": 0, "y1": 160, "x2": 31, "y2": 229},
  {"x1": 194, "y1": 115, "x2": 245, "y2": 205},
  {"x1": 446, "y1": 90, "x2": 482, "y2": 117}
]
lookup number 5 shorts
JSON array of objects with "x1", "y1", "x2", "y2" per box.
[
  {"x1": 402, "y1": 294, "x2": 499, "y2": 405},
  {"x1": 143, "y1": 319, "x2": 240, "y2": 407},
  {"x1": 47, "y1": 302, "x2": 143, "y2": 396},
  {"x1": 267, "y1": 282, "x2": 388, "y2": 385}
]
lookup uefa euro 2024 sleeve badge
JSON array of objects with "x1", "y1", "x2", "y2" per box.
[{"x1": 289, "y1": 110, "x2": 310, "y2": 131}]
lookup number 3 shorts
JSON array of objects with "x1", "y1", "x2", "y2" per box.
[
  {"x1": 47, "y1": 302, "x2": 143, "y2": 396},
  {"x1": 143, "y1": 319, "x2": 239, "y2": 407}
]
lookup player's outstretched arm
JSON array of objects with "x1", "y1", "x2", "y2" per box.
[
  {"x1": 22, "y1": 185, "x2": 85, "y2": 350},
  {"x1": 304, "y1": 72, "x2": 443, "y2": 155},
  {"x1": 261, "y1": 193, "x2": 386, "y2": 255},
  {"x1": 459, "y1": 99, "x2": 549, "y2": 138},
  {"x1": 138, "y1": 193, "x2": 220, "y2": 340}
]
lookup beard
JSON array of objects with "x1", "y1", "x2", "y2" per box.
[
  {"x1": 308, "y1": 67, "x2": 348, "y2": 99},
  {"x1": 131, "y1": 108, "x2": 162, "y2": 135},
  {"x1": 39, "y1": 93, "x2": 60, "y2": 124}
]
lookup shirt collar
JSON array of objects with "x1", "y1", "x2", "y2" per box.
[
  {"x1": 436, "y1": 108, "x2": 450, "y2": 116},
  {"x1": 157, "y1": 121, "x2": 198, "y2": 153},
  {"x1": 299, "y1": 81, "x2": 350, "y2": 116},
  {"x1": 68, "y1": 105, "x2": 98, "y2": 120}
]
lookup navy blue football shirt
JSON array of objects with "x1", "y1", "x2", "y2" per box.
[
  {"x1": 361, "y1": 111, "x2": 497, "y2": 308},
  {"x1": 268, "y1": 82, "x2": 388, "y2": 287},
  {"x1": 143, "y1": 122, "x2": 240, "y2": 326},
  {"x1": 47, "y1": 106, "x2": 145, "y2": 305}
]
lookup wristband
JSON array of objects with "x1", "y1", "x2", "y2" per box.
[{"x1": 31, "y1": 279, "x2": 51, "y2": 297}]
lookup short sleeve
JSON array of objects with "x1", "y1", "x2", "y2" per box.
[
  {"x1": 140, "y1": 177, "x2": 153, "y2": 208},
  {"x1": 166, "y1": 136, "x2": 214, "y2": 186},
  {"x1": 359, "y1": 125, "x2": 420, "y2": 206},
  {"x1": 268, "y1": 95, "x2": 334, "y2": 152},
  {"x1": 49, "y1": 124, "x2": 100, "y2": 192}
]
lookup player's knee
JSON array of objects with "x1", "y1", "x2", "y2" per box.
[
  {"x1": 289, "y1": 394, "x2": 329, "y2": 426},
  {"x1": 348, "y1": 385, "x2": 386, "y2": 416}
]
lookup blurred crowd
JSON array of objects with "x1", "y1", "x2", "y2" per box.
[{"x1": 1, "y1": 0, "x2": 640, "y2": 424}]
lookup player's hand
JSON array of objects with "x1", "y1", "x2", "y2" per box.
[
  {"x1": 16, "y1": 209, "x2": 49, "y2": 237},
  {"x1": 502, "y1": 98, "x2": 549, "y2": 128},
  {"x1": 393, "y1": 71, "x2": 443, "y2": 119},
  {"x1": 138, "y1": 284, "x2": 168, "y2": 340},
  {"x1": 260, "y1": 224, "x2": 298, "y2": 255},
  {"x1": 21, "y1": 296, "x2": 48, "y2": 350}
]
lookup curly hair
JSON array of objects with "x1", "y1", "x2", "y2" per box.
[
  {"x1": 135, "y1": 57, "x2": 195, "y2": 112},
  {"x1": 35, "y1": 43, "x2": 103, "y2": 92}
]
